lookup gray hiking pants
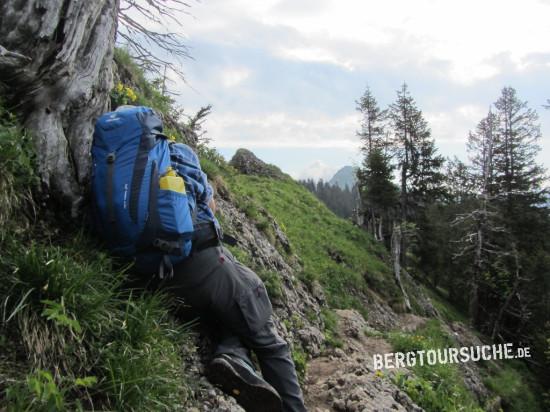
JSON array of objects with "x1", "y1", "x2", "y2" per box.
[{"x1": 163, "y1": 245, "x2": 307, "y2": 412}]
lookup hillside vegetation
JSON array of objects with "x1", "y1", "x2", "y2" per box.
[
  {"x1": 227, "y1": 174, "x2": 399, "y2": 310},
  {"x1": 0, "y1": 52, "x2": 544, "y2": 411}
]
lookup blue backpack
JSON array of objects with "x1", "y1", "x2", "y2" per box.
[{"x1": 91, "y1": 106, "x2": 194, "y2": 277}]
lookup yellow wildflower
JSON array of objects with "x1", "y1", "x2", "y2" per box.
[
  {"x1": 124, "y1": 86, "x2": 137, "y2": 102},
  {"x1": 116, "y1": 82, "x2": 124, "y2": 93},
  {"x1": 374, "y1": 370, "x2": 384, "y2": 378}
]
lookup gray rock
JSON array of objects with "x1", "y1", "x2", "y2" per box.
[
  {"x1": 310, "y1": 280, "x2": 327, "y2": 305},
  {"x1": 297, "y1": 326, "x2": 325, "y2": 356},
  {"x1": 230, "y1": 148, "x2": 284, "y2": 178}
]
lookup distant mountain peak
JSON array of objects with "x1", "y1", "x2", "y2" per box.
[{"x1": 329, "y1": 165, "x2": 356, "y2": 189}]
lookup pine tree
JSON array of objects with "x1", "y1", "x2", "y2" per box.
[
  {"x1": 445, "y1": 156, "x2": 474, "y2": 203},
  {"x1": 491, "y1": 87, "x2": 549, "y2": 344},
  {"x1": 356, "y1": 86, "x2": 390, "y2": 235},
  {"x1": 453, "y1": 110, "x2": 517, "y2": 329},
  {"x1": 388, "y1": 83, "x2": 444, "y2": 219},
  {"x1": 492, "y1": 87, "x2": 547, "y2": 228},
  {"x1": 467, "y1": 110, "x2": 499, "y2": 196},
  {"x1": 387, "y1": 83, "x2": 444, "y2": 266},
  {"x1": 409, "y1": 127, "x2": 445, "y2": 207},
  {"x1": 356, "y1": 86, "x2": 386, "y2": 155},
  {"x1": 357, "y1": 148, "x2": 398, "y2": 242}
]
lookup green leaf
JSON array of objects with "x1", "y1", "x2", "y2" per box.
[{"x1": 75, "y1": 376, "x2": 97, "y2": 388}]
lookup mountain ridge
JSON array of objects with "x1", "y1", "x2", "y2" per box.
[{"x1": 329, "y1": 165, "x2": 357, "y2": 190}]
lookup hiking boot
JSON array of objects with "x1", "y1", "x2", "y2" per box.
[{"x1": 208, "y1": 354, "x2": 282, "y2": 412}]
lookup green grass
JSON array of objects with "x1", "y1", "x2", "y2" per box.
[
  {"x1": 321, "y1": 308, "x2": 343, "y2": 348},
  {"x1": 483, "y1": 360, "x2": 541, "y2": 412},
  {"x1": 291, "y1": 345, "x2": 308, "y2": 384},
  {"x1": 257, "y1": 268, "x2": 284, "y2": 301},
  {"x1": 390, "y1": 319, "x2": 542, "y2": 411},
  {"x1": 389, "y1": 319, "x2": 484, "y2": 412},
  {"x1": 422, "y1": 286, "x2": 468, "y2": 323},
  {"x1": 0, "y1": 102, "x2": 37, "y2": 231},
  {"x1": 0, "y1": 232, "x2": 193, "y2": 411},
  {"x1": 225, "y1": 174, "x2": 401, "y2": 313},
  {"x1": 113, "y1": 48, "x2": 175, "y2": 115}
]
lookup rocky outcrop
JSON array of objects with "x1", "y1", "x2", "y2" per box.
[{"x1": 230, "y1": 148, "x2": 284, "y2": 178}]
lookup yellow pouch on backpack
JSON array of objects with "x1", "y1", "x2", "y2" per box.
[{"x1": 159, "y1": 167, "x2": 186, "y2": 193}]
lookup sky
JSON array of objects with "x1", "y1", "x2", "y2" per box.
[{"x1": 149, "y1": 0, "x2": 550, "y2": 181}]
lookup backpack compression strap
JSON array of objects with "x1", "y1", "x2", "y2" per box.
[{"x1": 129, "y1": 125, "x2": 155, "y2": 223}]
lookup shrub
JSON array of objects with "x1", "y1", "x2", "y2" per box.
[
  {"x1": 291, "y1": 345, "x2": 307, "y2": 384},
  {"x1": 321, "y1": 308, "x2": 343, "y2": 349},
  {"x1": 257, "y1": 269, "x2": 284, "y2": 301}
]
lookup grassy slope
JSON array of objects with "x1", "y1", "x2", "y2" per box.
[
  {"x1": 225, "y1": 173, "x2": 402, "y2": 315},
  {"x1": 406, "y1": 285, "x2": 542, "y2": 412}
]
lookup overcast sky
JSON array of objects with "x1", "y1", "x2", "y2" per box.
[{"x1": 163, "y1": 0, "x2": 550, "y2": 181}]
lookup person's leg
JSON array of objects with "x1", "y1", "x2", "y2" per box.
[
  {"x1": 239, "y1": 318, "x2": 307, "y2": 412},
  {"x1": 217, "y1": 249, "x2": 307, "y2": 412},
  {"x1": 162, "y1": 246, "x2": 255, "y2": 364},
  {"x1": 214, "y1": 332, "x2": 254, "y2": 369},
  {"x1": 166, "y1": 245, "x2": 306, "y2": 411}
]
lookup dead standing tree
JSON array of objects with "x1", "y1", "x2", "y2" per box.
[
  {"x1": 452, "y1": 110, "x2": 523, "y2": 332},
  {"x1": 117, "y1": 0, "x2": 191, "y2": 80}
]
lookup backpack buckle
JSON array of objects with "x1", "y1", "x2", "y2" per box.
[{"x1": 153, "y1": 238, "x2": 182, "y2": 254}]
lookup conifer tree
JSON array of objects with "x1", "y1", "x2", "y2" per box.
[
  {"x1": 387, "y1": 83, "x2": 444, "y2": 265},
  {"x1": 356, "y1": 86, "x2": 386, "y2": 155},
  {"x1": 492, "y1": 87, "x2": 546, "y2": 229},
  {"x1": 445, "y1": 156, "x2": 474, "y2": 203},
  {"x1": 388, "y1": 83, "x2": 444, "y2": 219},
  {"x1": 357, "y1": 148, "x2": 398, "y2": 242},
  {"x1": 454, "y1": 110, "x2": 516, "y2": 329},
  {"x1": 356, "y1": 86, "x2": 390, "y2": 235}
]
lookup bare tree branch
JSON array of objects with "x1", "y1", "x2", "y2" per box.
[{"x1": 117, "y1": 0, "x2": 194, "y2": 80}]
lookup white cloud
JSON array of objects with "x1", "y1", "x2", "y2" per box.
[
  {"x1": 221, "y1": 67, "x2": 251, "y2": 88},
  {"x1": 294, "y1": 160, "x2": 338, "y2": 181},
  {"x1": 424, "y1": 104, "x2": 487, "y2": 161},
  {"x1": 185, "y1": 0, "x2": 550, "y2": 85},
  {"x1": 275, "y1": 46, "x2": 355, "y2": 71},
  {"x1": 206, "y1": 111, "x2": 362, "y2": 149}
]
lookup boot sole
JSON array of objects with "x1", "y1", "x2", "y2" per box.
[{"x1": 208, "y1": 358, "x2": 282, "y2": 412}]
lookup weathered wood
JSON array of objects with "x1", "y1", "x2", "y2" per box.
[
  {"x1": 391, "y1": 223, "x2": 412, "y2": 312},
  {"x1": 0, "y1": 0, "x2": 119, "y2": 214}
]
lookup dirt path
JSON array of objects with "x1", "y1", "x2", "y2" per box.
[{"x1": 303, "y1": 310, "x2": 425, "y2": 412}]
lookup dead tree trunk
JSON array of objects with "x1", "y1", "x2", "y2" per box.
[
  {"x1": 0, "y1": 0, "x2": 118, "y2": 214},
  {"x1": 491, "y1": 249, "x2": 521, "y2": 341},
  {"x1": 391, "y1": 223, "x2": 412, "y2": 312}
]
